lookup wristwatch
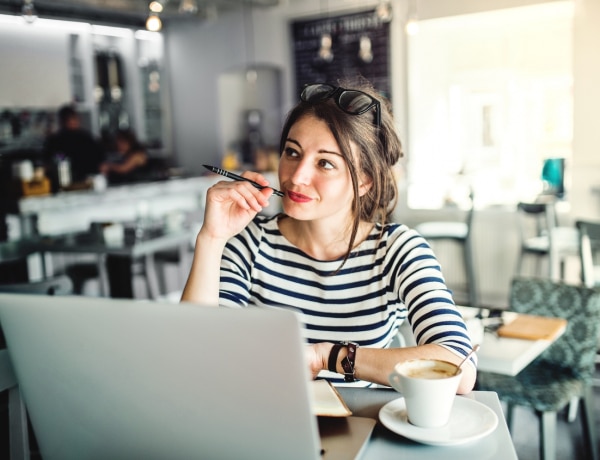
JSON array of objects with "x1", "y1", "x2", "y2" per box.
[{"x1": 327, "y1": 341, "x2": 359, "y2": 382}]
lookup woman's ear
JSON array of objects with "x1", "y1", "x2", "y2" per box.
[{"x1": 358, "y1": 174, "x2": 373, "y2": 197}]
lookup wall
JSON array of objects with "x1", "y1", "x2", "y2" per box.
[
  {"x1": 165, "y1": 12, "x2": 246, "y2": 175},
  {"x1": 572, "y1": 0, "x2": 600, "y2": 221},
  {"x1": 164, "y1": 0, "x2": 383, "y2": 176},
  {"x1": 0, "y1": 20, "x2": 71, "y2": 108},
  {"x1": 0, "y1": 17, "x2": 168, "y2": 148}
]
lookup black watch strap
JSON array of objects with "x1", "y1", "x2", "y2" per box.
[
  {"x1": 341, "y1": 341, "x2": 359, "y2": 382},
  {"x1": 327, "y1": 343, "x2": 343, "y2": 373}
]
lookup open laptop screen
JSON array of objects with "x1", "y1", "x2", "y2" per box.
[{"x1": 0, "y1": 294, "x2": 322, "y2": 460}]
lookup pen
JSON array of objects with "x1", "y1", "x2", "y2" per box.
[{"x1": 202, "y1": 164, "x2": 284, "y2": 197}]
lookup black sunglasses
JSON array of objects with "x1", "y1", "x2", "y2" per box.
[{"x1": 300, "y1": 83, "x2": 381, "y2": 128}]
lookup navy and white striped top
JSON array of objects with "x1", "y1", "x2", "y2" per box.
[{"x1": 219, "y1": 215, "x2": 473, "y2": 387}]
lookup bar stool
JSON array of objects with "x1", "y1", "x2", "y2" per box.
[
  {"x1": 515, "y1": 201, "x2": 579, "y2": 281},
  {"x1": 575, "y1": 220, "x2": 600, "y2": 288},
  {"x1": 414, "y1": 194, "x2": 478, "y2": 308}
]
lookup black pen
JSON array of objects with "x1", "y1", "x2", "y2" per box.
[{"x1": 203, "y1": 164, "x2": 284, "y2": 197}]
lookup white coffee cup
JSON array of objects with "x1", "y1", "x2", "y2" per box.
[{"x1": 389, "y1": 359, "x2": 461, "y2": 428}]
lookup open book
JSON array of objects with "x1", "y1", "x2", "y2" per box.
[
  {"x1": 497, "y1": 313, "x2": 567, "y2": 341},
  {"x1": 311, "y1": 380, "x2": 352, "y2": 417}
]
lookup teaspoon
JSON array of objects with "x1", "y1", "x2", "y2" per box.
[{"x1": 454, "y1": 344, "x2": 480, "y2": 375}]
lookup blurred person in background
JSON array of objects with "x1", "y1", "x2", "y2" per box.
[
  {"x1": 43, "y1": 104, "x2": 105, "y2": 191},
  {"x1": 100, "y1": 128, "x2": 148, "y2": 185}
]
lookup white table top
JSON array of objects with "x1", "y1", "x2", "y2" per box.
[
  {"x1": 477, "y1": 330, "x2": 557, "y2": 376},
  {"x1": 455, "y1": 306, "x2": 564, "y2": 376},
  {"x1": 337, "y1": 388, "x2": 517, "y2": 460}
]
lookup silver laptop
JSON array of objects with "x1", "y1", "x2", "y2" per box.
[{"x1": 0, "y1": 293, "x2": 373, "y2": 460}]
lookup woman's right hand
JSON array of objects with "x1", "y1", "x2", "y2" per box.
[{"x1": 199, "y1": 172, "x2": 274, "y2": 242}]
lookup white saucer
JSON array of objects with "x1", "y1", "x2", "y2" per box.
[{"x1": 379, "y1": 396, "x2": 498, "y2": 446}]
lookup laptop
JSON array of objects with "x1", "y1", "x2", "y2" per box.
[{"x1": 0, "y1": 294, "x2": 374, "y2": 460}]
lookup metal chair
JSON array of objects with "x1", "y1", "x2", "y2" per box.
[
  {"x1": 414, "y1": 193, "x2": 478, "y2": 307},
  {"x1": 575, "y1": 220, "x2": 600, "y2": 389},
  {"x1": 575, "y1": 220, "x2": 600, "y2": 288},
  {"x1": 515, "y1": 201, "x2": 579, "y2": 281},
  {"x1": 0, "y1": 274, "x2": 74, "y2": 459},
  {"x1": 476, "y1": 277, "x2": 600, "y2": 460},
  {"x1": 0, "y1": 275, "x2": 73, "y2": 296},
  {"x1": 0, "y1": 349, "x2": 28, "y2": 460}
]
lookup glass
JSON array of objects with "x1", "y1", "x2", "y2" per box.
[{"x1": 300, "y1": 83, "x2": 381, "y2": 128}]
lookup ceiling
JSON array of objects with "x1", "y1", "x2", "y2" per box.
[{"x1": 0, "y1": 0, "x2": 280, "y2": 27}]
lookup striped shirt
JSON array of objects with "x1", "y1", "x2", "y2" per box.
[{"x1": 219, "y1": 215, "x2": 473, "y2": 386}]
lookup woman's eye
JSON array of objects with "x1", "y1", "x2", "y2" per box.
[
  {"x1": 319, "y1": 159, "x2": 335, "y2": 170},
  {"x1": 283, "y1": 147, "x2": 299, "y2": 158}
]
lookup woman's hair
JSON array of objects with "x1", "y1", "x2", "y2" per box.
[
  {"x1": 278, "y1": 78, "x2": 403, "y2": 267},
  {"x1": 115, "y1": 128, "x2": 145, "y2": 153}
]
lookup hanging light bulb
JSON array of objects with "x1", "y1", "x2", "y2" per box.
[
  {"x1": 318, "y1": 33, "x2": 334, "y2": 63},
  {"x1": 375, "y1": 1, "x2": 393, "y2": 23},
  {"x1": 242, "y1": 2, "x2": 257, "y2": 85},
  {"x1": 179, "y1": 0, "x2": 198, "y2": 15},
  {"x1": 358, "y1": 35, "x2": 373, "y2": 64},
  {"x1": 21, "y1": 0, "x2": 37, "y2": 23},
  {"x1": 149, "y1": 1, "x2": 164, "y2": 13},
  {"x1": 146, "y1": 13, "x2": 162, "y2": 32},
  {"x1": 245, "y1": 68, "x2": 258, "y2": 85}
]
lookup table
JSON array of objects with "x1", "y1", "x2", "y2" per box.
[
  {"x1": 0, "y1": 239, "x2": 49, "y2": 284},
  {"x1": 477, "y1": 326, "x2": 563, "y2": 376},
  {"x1": 34, "y1": 226, "x2": 194, "y2": 299},
  {"x1": 337, "y1": 388, "x2": 518, "y2": 460},
  {"x1": 400, "y1": 307, "x2": 565, "y2": 376},
  {"x1": 458, "y1": 307, "x2": 566, "y2": 376}
]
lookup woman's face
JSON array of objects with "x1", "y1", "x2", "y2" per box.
[
  {"x1": 279, "y1": 115, "x2": 369, "y2": 223},
  {"x1": 116, "y1": 138, "x2": 129, "y2": 154}
]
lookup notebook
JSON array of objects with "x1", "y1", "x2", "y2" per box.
[
  {"x1": 0, "y1": 293, "x2": 374, "y2": 460},
  {"x1": 497, "y1": 313, "x2": 567, "y2": 341}
]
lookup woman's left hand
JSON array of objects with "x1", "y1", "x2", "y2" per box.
[{"x1": 305, "y1": 342, "x2": 333, "y2": 379}]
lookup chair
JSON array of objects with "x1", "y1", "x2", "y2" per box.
[
  {"x1": 414, "y1": 193, "x2": 478, "y2": 307},
  {"x1": 0, "y1": 274, "x2": 74, "y2": 459},
  {"x1": 0, "y1": 349, "x2": 28, "y2": 460},
  {"x1": 575, "y1": 220, "x2": 600, "y2": 389},
  {"x1": 575, "y1": 220, "x2": 600, "y2": 288},
  {"x1": 476, "y1": 277, "x2": 600, "y2": 460},
  {"x1": 515, "y1": 201, "x2": 579, "y2": 281},
  {"x1": 0, "y1": 274, "x2": 73, "y2": 296}
]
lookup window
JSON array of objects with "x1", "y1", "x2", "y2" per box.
[{"x1": 406, "y1": 1, "x2": 573, "y2": 209}]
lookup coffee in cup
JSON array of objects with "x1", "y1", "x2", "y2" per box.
[{"x1": 389, "y1": 359, "x2": 461, "y2": 428}]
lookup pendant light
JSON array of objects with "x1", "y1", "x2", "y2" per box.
[
  {"x1": 146, "y1": 1, "x2": 163, "y2": 32},
  {"x1": 318, "y1": 0, "x2": 333, "y2": 63},
  {"x1": 242, "y1": 2, "x2": 257, "y2": 84}
]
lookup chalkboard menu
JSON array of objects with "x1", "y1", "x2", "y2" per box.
[{"x1": 291, "y1": 9, "x2": 390, "y2": 99}]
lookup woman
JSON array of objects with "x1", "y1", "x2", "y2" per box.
[
  {"x1": 100, "y1": 128, "x2": 148, "y2": 184},
  {"x1": 181, "y1": 80, "x2": 476, "y2": 393}
]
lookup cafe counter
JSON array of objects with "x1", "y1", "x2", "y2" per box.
[{"x1": 14, "y1": 176, "x2": 222, "y2": 237}]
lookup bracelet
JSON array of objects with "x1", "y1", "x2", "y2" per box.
[
  {"x1": 341, "y1": 341, "x2": 359, "y2": 382},
  {"x1": 327, "y1": 343, "x2": 343, "y2": 373}
]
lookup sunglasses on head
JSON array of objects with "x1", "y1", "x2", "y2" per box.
[{"x1": 300, "y1": 83, "x2": 381, "y2": 128}]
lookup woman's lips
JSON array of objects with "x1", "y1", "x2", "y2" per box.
[{"x1": 287, "y1": 190, "x2": 312, "y2": 203}]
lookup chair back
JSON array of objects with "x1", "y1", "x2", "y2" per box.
[
  {"x1": 509, "y1": 277, "x2": 600, "y2": 381},
  {"x1": 0, "y1": 275, "x2": 73, "y2": 296},
  {"x1": 575, "y1": 220, "x2": 600, "y2": 288},
  {"x1": 516, "y1": 201, "x2": 556, "y2": 242}
]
